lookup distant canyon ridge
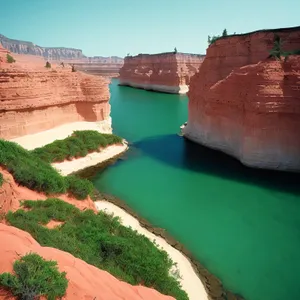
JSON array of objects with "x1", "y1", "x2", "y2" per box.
[
  {"x1": 0, "y1": 34, "x2": 123, "y2": 77},
  {"x1": 119, "y1": 52, "x2": 205, "y2": 94}
]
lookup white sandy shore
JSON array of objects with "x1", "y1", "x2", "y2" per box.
[
  {"x1": 10, "y1": 119, "x2": 112, "y2": 150},
  {"x1": 10, "y1": 120, "x2": 208, "y2": 299},
  {"x1": 53, "y1": 143, "x2": 128, "y2": 175},
  {"x1": 95, "y1": 201, "x2": 208, "y2": 300}
]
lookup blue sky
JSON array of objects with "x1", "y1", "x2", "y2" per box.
[{"x1": 1, "y1": 0, "x2": 299, "y2": 57}]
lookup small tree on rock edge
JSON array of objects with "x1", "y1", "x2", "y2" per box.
[
  {"x1": 222, "y1": 28, "x2": 228, "y2": 36},
  {"x1": 6, "y1": 54, "x2": 16, "y2": 63},
  {"x1": 45, "y1": 61, "x2": 51, "y2": 68}
]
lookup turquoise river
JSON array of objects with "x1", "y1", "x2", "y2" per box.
[{"x1": 93, "y1": 79, "x2": 300, "y2": 300}]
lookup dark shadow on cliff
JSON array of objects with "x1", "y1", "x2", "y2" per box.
[{"x1": 134, "y1": 134, "x2": 300, "y2": 196}]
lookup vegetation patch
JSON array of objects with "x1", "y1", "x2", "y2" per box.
[
  {"x1": 31, "y1": 130, "x2": 123, "y2": 163},
  {"x1": 6, "y1": 54, "x2": 16, "y2": 63},
  {"x1": 45, "y1": 61, "x2": 51, "y2": 68},
  {"x1": 0, "y1": 253, "x2": 68, "y2": 300},
  {"x1": 0, "y1": 172, "x2": 3, "y2": 187},
  {"x1": 0, "y1": 139, "x2": 92, "y2": 199},
  {"x1": 208, "y1": 28, "x2": 229, "y2": 45},
  {"x1": 6, "y1": 199, "x2": 188, "y2": 300},
  {"x1": 269, "y1": 34, "x2": 300, "y2": 60}
]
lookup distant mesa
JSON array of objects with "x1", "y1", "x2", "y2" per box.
[
  {"x1": 0, "y1": 33, "x2": 124, "y2": 77},
  {"x1": 119, "y1": 52, "x2": 205, "y2": 94}
]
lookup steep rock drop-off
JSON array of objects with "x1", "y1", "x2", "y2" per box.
[
  {"x1": 119, "y1": 52, "x2": 205, "y2": 94},
  {"x1": 0, "y1": 55, "x2": 111, "y2": 139},
  {"x1": 0, "y1": 224, "x2": 174, "y2": 300},
  {"x1": 183, "y1": 26, "x2": 300, "y2": 171}
]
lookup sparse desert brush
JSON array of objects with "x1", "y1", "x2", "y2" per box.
[
  {"x1": 6, "y1": 198, "x2": 188, "y2": 300},
  {"x1": 0, "y1": 253, "x2": 68, "y2": 300},
  {"x1": 0, "y1": 139, "x2": 94, "y2": 200},
  {"x1": 31, "y1": 130, "x2": 123, "y2": 163},
  {"x1": 6, "y1": 54, "x2": 16, "y2": 63}
]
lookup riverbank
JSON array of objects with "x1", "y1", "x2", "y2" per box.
[
  {"x1": 53, "y1": 143, "x2": 128, "y2": 175},
  {"x1": 119, "y1": 81, "x2": 189, "y2": 94},
  {"x1": 95, "y1": 200, "x2": 208, "y2": 300},
  {"x1": 91, "y1": 190, "x2": 243, "y2": 300},
  {"x1": 10, "y1": 120, "x2": 112, "y2": 150}
]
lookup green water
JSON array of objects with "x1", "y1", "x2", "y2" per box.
[{"x1": 93, "y1": 79, "x2": 300, "y2": 300}]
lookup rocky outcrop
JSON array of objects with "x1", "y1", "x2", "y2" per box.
[
  {"x1": 0, "y1": 167, "x2": 97, "y2": 214},
  {"x1": 0, "y1": 224, "x2": 174, "y2": 300},
  {"x1": 119, "y1": 52, "x2": 205, "y2": 94},
  {"x1": 0, "y1": 34, "x2": 84, "y2": 60},
  {"x1": 0, "y1": 58, "x2": 111, "y2": 139},
  {"x1": 183, "y1": 26, "x2": 300, "y2": 171}
]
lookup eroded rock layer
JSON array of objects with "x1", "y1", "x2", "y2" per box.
[
  {"x1": 119, "y1": 52, "x2": 205, "y2": 94},
  {"x1": 0, "y1": 224, "x2": 175, "y2": 300},
  {"x1": 0, "y1": 58, "x2": 111, "y2": 139},
  {"x1": 184, "y1": 26, "x2": 300, "y2": 171}
]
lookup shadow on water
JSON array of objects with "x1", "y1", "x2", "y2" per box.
[{"x1": 134, "y1": 134, "x2": 300, "y2": 196}]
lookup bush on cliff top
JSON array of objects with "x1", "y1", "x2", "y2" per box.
[
  {"x1": 31, "y1": 130, "x2": 123, "y2": 163},
  {"x1": 0, "y1": 253, "x2": 68, "y2": 300},
  {"x1": 0, "y1": 139, "x2": 92, "y2": 199},
  {"x1": 207, "y1": 28, "x2": 229, "y2": 45},
  {"x1": 45, "y1": 61, "x2": 51, "y2": 68},
  {"x1": 6, "y1": 54, "x2": 16, "y2": 63},
  {"x1": 6, "y1": 198, "x2": 188, "y2": 300}
]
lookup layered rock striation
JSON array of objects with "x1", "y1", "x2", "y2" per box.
[
  {"x1": 183, "y1": 26, "x2": 300, "y2": 171},
  {"x1": 0, "y1": 58, "x2": 111, "y2": 139},
  {"x1": 0, "y1": 34, "x2": 83, "y2": 60},
  {"x1": 0, "y1": 34, "x2": 124, "y2": 76},
  {"x1": 119, "y1": 52, "x2": 205, "y2": 94}
]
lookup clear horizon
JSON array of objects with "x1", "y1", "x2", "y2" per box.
[{"x1": 1, "y1": 0, "x2": 299, "y2": 57}]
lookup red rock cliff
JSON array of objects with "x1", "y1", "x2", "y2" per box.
[
  {"x1": 0, "y1": 53, "x2": 111, "y2": 139},
  {"x1": 184, "y1": 26, "x2": 300, "y2": 171},
  {"x1": 119, "y1": 52, "x2": 205, "y2": 94},
  {"x1": 0, "y1": 224, "x2": 174, "y2": 300}
]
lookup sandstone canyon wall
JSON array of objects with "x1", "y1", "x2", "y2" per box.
[
  {"x1": 0, "y1": 45, "x2": 111, "y2": 140},
  {"x1": 0, "y1": 34, "x2": 84, "y2": 60},
  {"x1": 183, "y1": 26, "x2": 300, "y2": 171},
  {"x1": 119, "y1": 52, "x2": 205, "y2": 94},
  {"x1": 0, "y1": 34, "x2": 124, "y2": 76}
]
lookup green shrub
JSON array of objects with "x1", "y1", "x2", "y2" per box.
[
  {"x1": 45, "y1": 61, "x2": 51, "y2": 68},
  {"x1": 31, "y1": 130, "x2": 123, "y2": 163},
  {"x1": 6, "y1": 54, "x2": 16, "y2": 63},
  {"x1": 0, "y1": 253, "x2": 68, "y2": 300},
  {"x1": 0, "y1": 172, "x2": 3, "y2": 187},
  {"x1": 7, "y1": 199, "x2": 188, "y2": 300},
  {"x1": 0, "y1": 139, "x2": 93, "y2": 200},
  {"x1": 208, "y1": 28, "x2": 229, "y2": 45},
  {"x1": 65, "y1": 175, "x2": 94, "y2": 200},
  {"x1": 269, "y1": 34, "x2": 283, "y2": 60},
  {"x1": 0, "y1": 139, "x2": 66, "y2": 195},
  {"x1": 102, "y1": 133, "x2": 123, "y2": 145}
]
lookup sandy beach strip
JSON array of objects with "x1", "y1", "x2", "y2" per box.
[
  {"x1": 10, "y1": 120, "x2": 112, "y2": 150},
  {"x1": 95, "y1": 201, "x2": 209, "y2": 300},
  {"x1": 52, "y1": 143, "x2": 128, "y2": 175},
  {"x1": 9, "y1": 121, "x2": 208, "y2": 299}
]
